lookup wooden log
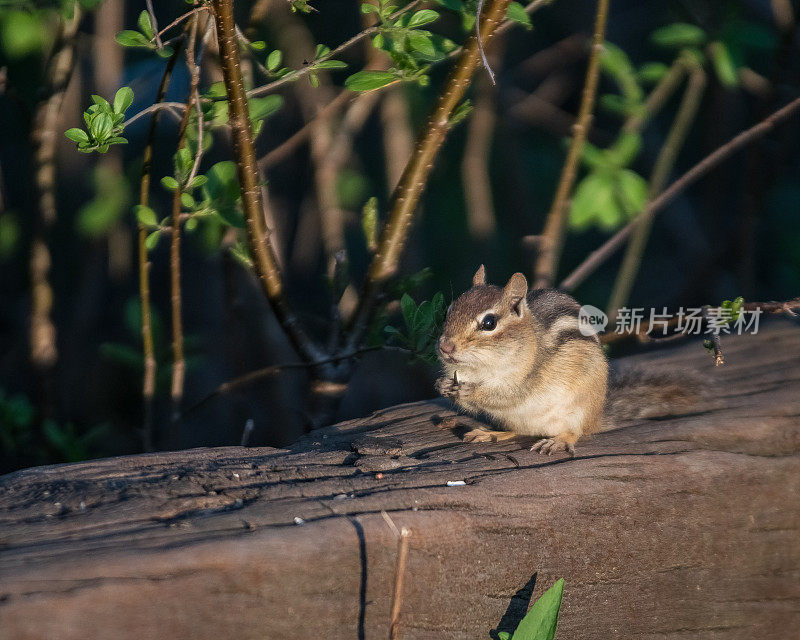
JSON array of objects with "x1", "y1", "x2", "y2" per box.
[{"x1": 1, "y1": 321, "x2": 799, "y2": 639}]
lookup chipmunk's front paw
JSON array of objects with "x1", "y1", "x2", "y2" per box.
[
  {"x1": 531, "y1": 437, "x2": 575, "y2": 457},
  {"x1": 436, "y1": 377, "x2": 476, "y2": 401}
]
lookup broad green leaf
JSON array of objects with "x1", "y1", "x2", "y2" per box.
[
  {"x1": 1, "y1": 11, "x2": 48, "y2": 58},
  {"x1": 135, "y1": 205, "x2": 158, "y2": 227},
  {"x1": 90, "y1": 113, "x2": 113, "y2": 142},
  {"x1": 113, "y1": 87, "x2": 134, "y2": 114},
  {"x1": 606, "y1": 132, "x2": 642, "y2": 168},
  {"x1": 708, "y1": 41, "x2": 738, "y2": 88},
  {"x1": 64, "y1": 128, "x2": 89, "y2": 144},
  {"x1": 511, "y1": 579, "x2": 564, "y2": 640},
  {"x1": 180, "y1": 193, "x2": 195, "y2": 209},
  {"x1": 248, "y1": 95, "x2": 284, "y2": 121},
  {"x1": 250, "y1": 40, "x2": 266, "y2": 50},
  {"x1": 315, "y1": 60, "x2": 348, "y2": 70},
  {"x1": 637, "y1": 62, "x2": 669, "y2": 83},
  {"x1": 161, "y1": 176, "x2": 179, "y2": 191},
  {"x1": 361, "y1": 2, "x2": 379, "y2": 14},
  {"x1": 407, "y1": 9, "x2": 439, "y2": 28},
  {"x1": 115, "y1": 29, "x2": 153, "y2": 48},
  {"x1": 407, "y1": 32, "x2": 435, "y2": 56},
  {"x1": 188, "y1": 175, "x2": 208, "y2": 189},
  {"x1": 145, "y1": 230, "x2": 161, "y2": 250},
  {"x1": 650, "y1": 23, "x2": 707, "y2": 49},
  {"x1": 345, "y1": 70, "x2": 399, "y2": 91},
  {"x1": 506, "y1": 2, "x2": 532, "y2": 30},
  {"x1": 315, "y1": 44, "x2": 331, "y2": 58},
  {"x1": 615, "y1": 169, "x2": 649, "y2": 218},
  {"x1": 267, "y1": 49, "x2": 283, "y2": 71},
  {"x1": 204, "y1": 161, "x2": 239, "y2": 202},
  {"x1": 137, "y1": 10, "x2": 154, "y2": 40},
  {"x1": 569, "y1": 172, "x2": 619, "y2": 231}
]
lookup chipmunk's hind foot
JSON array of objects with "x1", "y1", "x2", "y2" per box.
[
  {"x1": 530, "y1": 431, "x2": 578, "y2": 457},
  {"x1": 463, "y1": 428, "x2": 516, "y2": 443}
]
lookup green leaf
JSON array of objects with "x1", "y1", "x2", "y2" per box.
[
  {"x1": 249, "y1": 95, "x2": 284, "y2": 121},
  {"x1": 315, "y1": 44, "x2": 331, "y2": 58},
  {"x1": 180, "y1": 193, "x2": 196, "y2": 209},
  {"x1": 407, "y1": 32, "x2": 436, "y2": 56},
  {"x1": 637, "y1": 62, "x2": 669, "y2": 84},
  {"x1": 0, "y1": 213, "x2": 20, "y2": 260},
  {"x1": 449, "y1": 99, "x2": 473, "y2": 127},
  {"x1": 569, "y1": 172, "x2": 620, "y2": 231},
  {"x1": 361, "y1": 2, "x2": 379, "y2": 14},
  {"x1": 407, "y1": 9, "x2": 439, "y2": 28},
  {"x1": 497, "y1": 633, "x2": 512, "y2": 640},
  {"x1": 113, "y1": 87, "x2": 134, "y2": 115},
  {"x1": 605, "y1": 132, "x2": 642, "y2": 168},
  {"x1": 650, "y1": 23, "x2": 707, "y2": 49},
  {"x1": 400, "y1": 293, "x2": 416, "y2": 330},
  {"x1": 145, "y1": 230, "x2": 161, "y2": 250},
  {"x1": 315, "y1": 60, "x2": 348, "y2": 70},
  {"x1": 188, "y1": 175, "x2": 208, "y2": 189},
  {"x1": 1, "y1": 11, "x2": 48, "y2": 58},
  {"x1": 185, "y1": 217, "x2": 198, "y2": 231},
  {"x1": 267, "y1": 49, "x2": 283, "y2": 71},
  {"x1": 115, "y1": 29, "x2": 153, "y2": 48},
  {"x1": 250, "y1": 40, "x2": 266, "y2": 50},
  {"x1": 135, "y1": 205, "x2": 158, "y2": 227},
  {"x1": 506, "y1": 2, "x2": 532, "y2": 30},
  {"x1": 345, "y1": 70, "x2": 399, "y2": 91},
  {"x1": 308, "y1": 72, "x2": 320, "y2": 88},
  {"x1": 90, "y1": 113, "x2": 113, "y2": 142},
  {"x1": 137, "y1": 10, "x2": 154, "y2": 40},
  {"x1": 510, "y1": 579, "x2": 564, "y2": 640},
  {"x1": 161, "y1": 176, "x2": 180, "y2": 191},
  {"x1": 64, "y1": 128, "x2": 90, "y2": 144},
  {"x1": 708, "y1": 41, "x2": 738, "y2": 88},
  {"x1": 615, "y1": 169, "x2": 649, "y2": 217}
]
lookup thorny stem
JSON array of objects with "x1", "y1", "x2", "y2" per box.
[
  {"x1": 533, "y1": 0, "x2": 610, "y2": 289},
  {"x1": 137, "y1": 37, "x2": 185, "y2": 452},
  {"x1": 345, "y1": 0, "x2": 514, "y2": 351},
  {"x1": 212, "y1": 0, "x2": 325, "y2": 365},
  {"x1": 169, "y1": 15, "x2": 202, "y2": 423},
  {"x1": 30, "y1": 6, "x2": 81, "y2": 404},
  {"x1": 560, "y1": 94, "x2": 800, "y2": 292},
  {"x1": 606, "y1": 67, "x2": 707, "y2": 320}
]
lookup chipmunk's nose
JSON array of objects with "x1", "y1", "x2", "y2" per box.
[{"x1": 438, "y1": 337, "x2": 456, "y2": 355}]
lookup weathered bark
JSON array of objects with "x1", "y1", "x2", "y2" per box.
[{"x1": 1, "y1": 322, "x2": 799, "y2": 639}]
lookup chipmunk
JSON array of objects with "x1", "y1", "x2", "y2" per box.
[{"x1": 436, "y1": 265, "x2": 699, "y2": 455}]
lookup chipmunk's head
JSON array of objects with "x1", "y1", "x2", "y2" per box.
[{"x1": 437, "y1": 265, "x2": 535, "y2": 375}]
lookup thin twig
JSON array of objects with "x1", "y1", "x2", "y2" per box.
[
  {"x1": 606, "y1": 66, "x2": 706, "y2": 319},
  {"x1": 169, "y1": 15, "x2": 202, "y2": 422},
  {"x1": 123, "y1": 101, "x2": 186, "y2": 128},
  {"x1": 152, "y1": 6, "x2": 208, "y2": 43},
  {"x1": 145, "y1": 0, "x2": 163, "y2": 49},
  {"x1": 137, "y1": 40, "x2": 185, "y2": 452},
  {"x1": 560, "y1": 94, "x2": 800, "y2": 292},
  {"x1": 532, "y1": 0, "x2": 610, "y2": 289},
  {"x1": 179, "y1": 345, "x2": 410, "y2": 419},
  {"x1": 388, "y1": 521, "x2": 411, "y2": 640}
]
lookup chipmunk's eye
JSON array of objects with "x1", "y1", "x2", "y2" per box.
[{"x1": 479, "y1": 314, "x2": 497, "y2": 331}]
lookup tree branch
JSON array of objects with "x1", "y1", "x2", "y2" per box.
[
  {"x1": 532, "y1": 0, "x2": 610, "y2": 289},
  {"x1": 211, "y1": 0, "x2": 325, "y2": 365},
  {"x1": 560, "y1": 94, "x2": 800, "y2": 292}
]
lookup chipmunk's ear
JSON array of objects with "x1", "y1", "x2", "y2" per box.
[
  {"x1": 472, "y1": 264, "x2": 486, "y2": 287},
  {"x1": 503, "y1": 272, "x2": 529, "y2": 316}
]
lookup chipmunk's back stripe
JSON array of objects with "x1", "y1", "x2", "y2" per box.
[
  {"x1": 528, "y1": 288, "x2": 581, "y2": 329},
  {"x1": 554, "y1": 328, "x2": 600, "y2": 346}
]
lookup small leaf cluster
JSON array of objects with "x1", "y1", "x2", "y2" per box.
[
  {"x1": 346, "y1": 1, "x2": 455, "y2": 91},
  {"x1": 64, "y1": 88, "x2": 133, "y2": 153},
  {"x1": 384, "y1": 292, "x2": 446, "y2": 363},
  {"x1": 570, "y1": 133, "x2": 648, "y2": 231},
  {"x1": 434, "y1": 0, "x2": 531, "y2": 33},
  {"x1": 493, "y1": 579, "x2": 564, "y2": 640},
  {"x1": 720, "y1": 296, "x2": 745, "y2": 324},
  {"x1": 115, "y1": 10, "x2": 173, "y2": 58}
]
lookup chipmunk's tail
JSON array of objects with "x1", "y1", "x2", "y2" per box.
[{"x1": 603, "y1": 363, "x2": 707, "y2": 426}]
